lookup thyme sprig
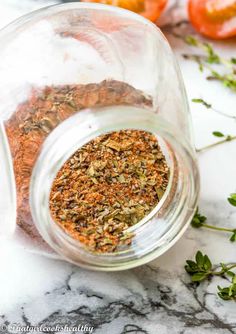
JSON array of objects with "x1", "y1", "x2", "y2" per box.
[
  {"x1": 183, "y1": 35, "x2": 236, "y2": 92},
  {"x1": 218, "y1": 276, "x2": 236, "y2": 301},
  {"x1": 185, "y1": 251, "x2": 236, "y2": 300},
  {"x1": 191, "y1": 208, "x2": 236, "y2": 242},
  {"x1": 185, "y1": 251, "x2": 236, "y2": 282},
  {"x1": 192, "y1": 98, "x2": 236, "y2": 121},
  {"x1": 196, "y1": 132, "x2": 236, "y2": 153},
  {"x1": 191, "y1": 98, "x2": 236, "y2": 152}
]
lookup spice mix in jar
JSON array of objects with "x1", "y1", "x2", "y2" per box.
[{"x1": 0, "y1": 3, "x2": 199, "y2": 269}]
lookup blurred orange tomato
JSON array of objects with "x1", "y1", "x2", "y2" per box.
[
  {"x1": 81, "y1": 0, "x2": 168, "y2": 22},
  {"x1": 188, "y1": 0, "x2": 236, "y2": 39}
]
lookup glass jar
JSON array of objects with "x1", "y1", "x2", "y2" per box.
[{"x1": 0, "y1": 3, "x2": 200, "y2": 270}]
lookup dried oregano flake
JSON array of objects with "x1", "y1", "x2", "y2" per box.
[{"x1": 50, "y1": 129, "x2": 169, "y2": 253}]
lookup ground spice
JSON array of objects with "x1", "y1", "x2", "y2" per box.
[
  {"x1": 5, "y1": 80, "x2": 152, "y2": 244},
  {"x1": 49, "y1": 129, "x2": 169, "y2": 253}
]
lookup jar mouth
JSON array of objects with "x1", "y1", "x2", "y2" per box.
[
  {"x1": 46, "y1": 135, "x2": 176, "y2": 257},
  {"x1": 30, "y1": 106, "x2": 200, "y2": 270}
]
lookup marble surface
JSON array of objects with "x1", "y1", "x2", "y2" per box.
[{"x1": 1, "y1": 0, "x2": 236, "y2": 333}]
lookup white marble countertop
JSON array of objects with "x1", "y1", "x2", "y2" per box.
[{"x1": 0, "y1": 1, "x2": 236, "y2": 333}]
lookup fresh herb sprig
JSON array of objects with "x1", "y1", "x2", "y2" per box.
[
  {"x1": 185, "y1": 251, "x2": 236, "y2": 300},
  {"x1": 191, "y1": 208, "x2": 236, "y2": 242},
  {"x1": 196, "y1": 131, "x2": 236, "y2": 153},
  {"x1": 183, "y1": 35, "x2": 236, "y2": 92},
  {"x1": 191, "y1": 98, "x2": 236, "y2": 152},
  {"x1": 192, "y1": 98, "x2": 236, "y2": 121},
  {"x1": 218, "y1": 275, "x2": 236, "y2": 301}
]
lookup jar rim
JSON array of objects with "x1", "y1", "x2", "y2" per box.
[{"x1": 30, "y1": 106, "x2": 200, "y2": 271}]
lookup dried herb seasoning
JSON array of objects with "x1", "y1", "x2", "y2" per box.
[
  {"x1": 5, "y1": 80, "x2": 152, "y2": 243},
  {"x1": 49, "y1": 129, "x2": 169, "y2": 253}
]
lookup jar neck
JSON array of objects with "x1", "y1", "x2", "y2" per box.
[{"x1": 30, "y1": 106, "x2": 199, "y2": 270}]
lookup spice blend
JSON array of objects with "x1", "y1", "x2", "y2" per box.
[
  {"x1": 50, "y1": 129, "x2": 169, "y2": 253},
  {"x1": 5, "y1": 80, "x2": 152, "y2": 243}
]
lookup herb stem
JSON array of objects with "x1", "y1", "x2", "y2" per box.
[
  {"x1": 200, "y1": 223, "x2": 235, "y2": 233},
  {"x1": 197, "y1": 42, "x2": 233, "y2": 70},
  {"x1": 196, "y1": 136, "x2": 236, "y2": 153},
  {"x1": 211, "y1": 107, "x2": 236, "y2": 121},
  {"x1": 212, "y1": 264, "x2": 236, "y2": 276}
]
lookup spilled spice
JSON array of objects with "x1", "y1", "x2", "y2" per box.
[
  {"x1": 5, "y1": 80, "x2": 152, "y2": 243},
  {"x1": 49, "y1": 129, "x2": 169, "y2": 253}
]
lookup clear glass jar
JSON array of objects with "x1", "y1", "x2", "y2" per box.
[{"x1": 0, "y1": 3, "x2": 200, "y2": 270}]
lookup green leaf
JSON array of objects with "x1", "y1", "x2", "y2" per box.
[
  {"x1": 203, "y1": 43, "x2": 220, "y2": 64},
  {"x1": 226, "y1": 271, "x2": 235, "y2": 278},
  {"x1": 191, "y1": 209, "x2": 207, "y2": 228},
  {"x1": 229, "y1": 285, "x2": 234, "y2": 296},
  {"x1": 231, "y1": 58, "x2": 236, "y2": 64},
  {"x1": 192, "y1": 98, "x2": 211, "y2": 109},
  {"x1": 191, "y1": 217, "x2": 204, "y2": 228},
  {"x1": 199, "y1": 63, "x2": 204, "y2": 72},
  {"x1": 212, "y1": 131, "x2": 224, "y2": 138},
  {"x1": 185, "y1": 35, "x2": 198, "y2": 46},
  {"x1": 228, "y1": 194, "x2": 236, "y2": 207},
  {"x1": 196, "y1": 251, "x2": 204, "y2": 267},
  {"x1": 217, "y1": 286, "x2": 232, "y2": 300},
  {"x1": 192, "y1": 98, "x2": 203, "y2": 103},
  {"x1": 191, "y1": 272, "x2": 208, "y2": 282},
  {"x1": 228, "y1": 198, "x2": 236, "y2": 206},
  {"x1": 185, "y1": 265, "x2": 194, "y2": 274},
  {"x1": 186, "y1": 260, "x2": 198, "y2": 269},
  {"x1": 230, "y1": 232, "x2": 236, "y2": 242},
  {"x1": 203, "y1": 255, "x2": 212, "y2": 271}
]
